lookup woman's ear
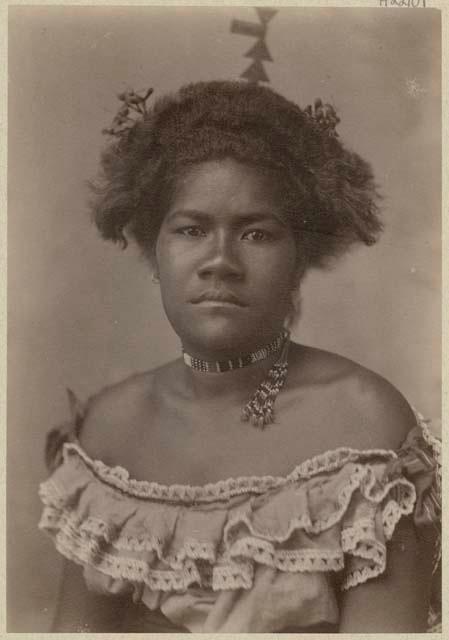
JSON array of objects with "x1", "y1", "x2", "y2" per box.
[
  {"x1": 293, "y1": 259, "x2": 306, "y2": 288},
  {"x1": 285, "y1": 265, "x2": 305, "y2": 329},
  {"x1": 143, "y1": 254, "x2": 159, "y2": 282},
  {"x1": 285, "y1": 287, "x2": 302, "y2": 328},
  {"x1": 147, "y1": 243, "x2": 160, "y2": 278},
  {"x1": 151, "y1": 262, "x2": 160, "y2": 284},
  {"x1": 283, "y1": 283, "x2": 302, "y2": 331}
]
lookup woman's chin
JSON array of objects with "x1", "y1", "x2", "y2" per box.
[
  {"x1": 180, "y1": 328, "x2": 259, "y2": 359},
  {"x1": 170, "y1": 308, "x2": 283, "y2": 359},
  {"x1": 180, "y1": 325, "x2": 281, "y2": 360}
]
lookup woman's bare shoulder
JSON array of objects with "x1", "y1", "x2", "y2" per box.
[
  {"x1": 287, "y1": 342, "x2": 416, "y2": 451},
  {"x1": 78, "y1": 360, "x2": 181, "y2": 463}
]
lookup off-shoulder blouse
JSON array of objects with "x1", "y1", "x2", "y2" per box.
[{"x1": 39, "y1": 400, "x2": 441, "y2": 633}]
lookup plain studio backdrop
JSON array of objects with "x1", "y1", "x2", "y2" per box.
[{"x1": 7, "y1": 6, "x2": 440, "y2": 632}]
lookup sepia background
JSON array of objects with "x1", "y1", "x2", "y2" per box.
[{"x1": 7, "y1": 6, "x2": 441, "y2": 632}]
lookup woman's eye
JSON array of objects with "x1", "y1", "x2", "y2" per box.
[
  {"x1": 177, "y1": 226, "x2": 205, "y2": 238},
  {"x1": 242, "y1": 229, "x2": 271, "y2": 242}
]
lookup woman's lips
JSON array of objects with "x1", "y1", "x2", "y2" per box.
[
  {"x1": 191, "y1": 291, "x2": 246, "y2": 307},
  {"x1": 194, "y1": 300, "x2": 243, "y2": 309}
]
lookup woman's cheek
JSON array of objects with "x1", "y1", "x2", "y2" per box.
[
  {"x1": 261, "y1": 247, "x2": 298, "y2": 289},
  {"x1": 156, "y1": 237, "x2": 184, "y2": 277}
]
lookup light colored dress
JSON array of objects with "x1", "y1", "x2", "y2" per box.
[{"x1": 39, "y1": 397, "x2": 441, "y2": 633}]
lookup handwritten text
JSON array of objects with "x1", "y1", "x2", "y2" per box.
[{"x1": 380, "y1": 0, "x2": 426, "y2": 7}]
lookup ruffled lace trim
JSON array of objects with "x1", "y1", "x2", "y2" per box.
[
  {"x1": 39, "y1": 460, "x2": 417, "y2": 593},
  {"x1": 39, "y1": 406, "x2": 440, "y2": 604},
  {"x1": 414, "y1": 410, "x2": 441, "y2": 491},
  {"x1": 339, "y1": 502, "x2": 419, "y2": 591},
  {"x1": 61, "y1": 439, "x2": 398, "y2": 504}
]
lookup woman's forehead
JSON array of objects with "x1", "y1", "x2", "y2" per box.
[{"x1": 169, "y1": 158, "x2": 283, "y2": 211}]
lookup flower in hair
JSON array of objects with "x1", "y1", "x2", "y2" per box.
[
  {"x1": 304, "y1": 98, "x2": 340, "y2": 138},
  {"x1": 102, "y1": 88, "x2": 154, "y2": 138}
]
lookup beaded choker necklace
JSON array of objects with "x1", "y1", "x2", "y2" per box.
[
  {"x1": 182, "y1": 330, "x2": 291, "y2": 429},
  {"x1": 182, "y1": 332, "x2": 285, "y2": 373}
]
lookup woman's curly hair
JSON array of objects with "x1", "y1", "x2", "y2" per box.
[{"x1": 90, "y1": 80, "x2": 382, "y2": 270}]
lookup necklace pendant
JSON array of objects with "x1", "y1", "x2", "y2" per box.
[
  {"x1": 241, "y1": 336, "x2": 290, "y2": 428},
  {"x1": 183, "y1": 330, "x2": 291, "y2": 430}
]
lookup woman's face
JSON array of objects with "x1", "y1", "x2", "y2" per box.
[{"x1": 155, "y1": 158, "x2": 302, "y2": 358}]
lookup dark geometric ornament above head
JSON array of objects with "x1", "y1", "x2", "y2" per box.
[{"x1": 231, "y1": 7, "x2": 277, "y2": 84}]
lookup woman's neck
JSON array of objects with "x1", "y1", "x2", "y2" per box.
[
  {"x1": 179, "y1": 350, "x2": 281, "y2": 404},
  {"x1": 182, "y1": 332, "x2": 285, "y2": 372}
]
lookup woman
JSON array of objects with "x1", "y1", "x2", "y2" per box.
[{"x1": 39, "y1": 81, "x2": 440, "y2": 632}]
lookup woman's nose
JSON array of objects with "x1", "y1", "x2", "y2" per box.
[{"x1": 197, "y1": 234, "x2": 244, "y2": 280}]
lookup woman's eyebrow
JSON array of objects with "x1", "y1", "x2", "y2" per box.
[
  {"x1": 233, "y1": 213, "x2": 286, "y2": 227},
  {"x1": 165, "y1": 210, "x2": 211, "y2": 224},
  {"x1": 166, "y1": 209, "x2": 285, "y2": 225}
]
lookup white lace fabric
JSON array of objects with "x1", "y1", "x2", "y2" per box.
[{"x1": 38, "y1": 412, "x2": 441, "y2": 632}]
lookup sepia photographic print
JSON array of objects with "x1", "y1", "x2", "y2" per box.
[{"x1": 6, "y1": 2, "x2": 442, "y2": 633}]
